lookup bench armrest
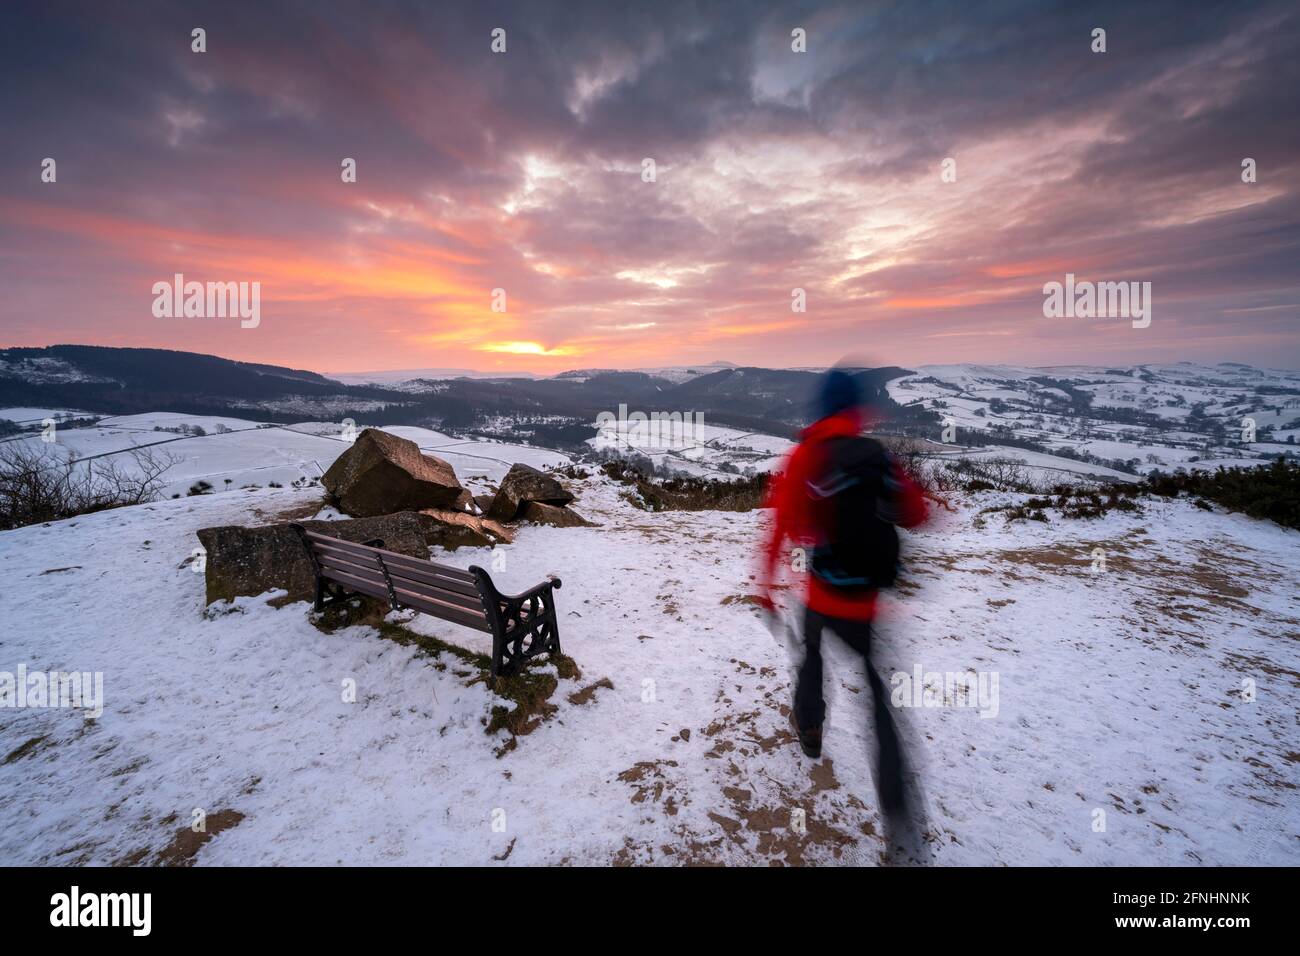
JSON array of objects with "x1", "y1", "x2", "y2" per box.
[
  {"x1": 468, "y1": 568, "x2": 563, "y2": 678},
  {"x1": 496, "y1": 574, "x2": 562, "y2": 603}
]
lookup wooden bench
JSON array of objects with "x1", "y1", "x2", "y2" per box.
[{"x1": 289, "y1": 524, "x2": 562, "y2": 678}]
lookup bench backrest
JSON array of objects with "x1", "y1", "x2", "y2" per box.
[{"x1": 299, "y1": 528, "x2": 491, "y2": 633}]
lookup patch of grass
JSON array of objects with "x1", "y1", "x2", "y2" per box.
[
  {"x1": 979, "y1": 486, "x2": 1144, "y2": 523},
  {"x1": 3, "y1": 735, "x2": 50, "y2": 765},
  {"x1": 977, "y1": 461, "x2": 1299, "y2": 529},
  {"x1": 486, "y1": 669, "x2": 560, "y2": 737},
  {"x1": 602, "y1": 461, "x2": 767, "y2": 512},
  {"x1": 568, "y1": 676, "x2": 615, "y2": 706},
  {"x1": 552, "y1": 464, "x2": 590, "y2": 480},
  {"x1": 980, "y1": 501, "x2": 1050, "y2": 523},
  {"x1": 153, "y1": 809, "x2": 245, "y2": 867},
  {"x1": 1144, "y1": 459, "x2": 1300, "y2": 529}
]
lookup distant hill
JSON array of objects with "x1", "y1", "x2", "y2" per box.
[
  {"x1": 0, "y1": 345, "x2": 405, "y2": 421},
  {"x1": 1, "y1": 345, "x2": 330, "y2": 392},
  {"x1": 0, "y1": 344, "x2": 927, "y2": 439},
  {"x1": 330, "y1": 367, "x2": 544, "y2": 384}
]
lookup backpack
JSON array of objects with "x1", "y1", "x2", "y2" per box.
[{"x1": 804, "y1": 435, "x2": 901, "y2": 592}]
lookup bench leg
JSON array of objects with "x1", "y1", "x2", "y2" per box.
[
  {"x1": 313, "y1": 578, "x2": 354, "y2": 612},
  {"x1": 470, "y1": 569, "x2": 564, "y2": 680},
  {"x1": 491, "y1": 588, "x2": 561, "y2": 678},
  {"x1": 546, "y1": 603, "x2": 562, "y2": 658}
]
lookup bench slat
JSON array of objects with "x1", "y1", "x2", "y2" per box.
[
  {"x1": 383, "y1": 568, "x2": 485, "y2": 612},
  {"x1": 316, "y1": 563, "x2": 490, "y2": 630},
  {"x1": 307, "y1": 538, "x2": 480, "y2": 597},
  {"x1": 359, "y1": 549, "x2": 479, "y2": 588},
  {"x1": 304, "y1": 532, "x2": 477, "y2": 583},
  {"x1": 315, "y1": 553, "x2": 387, "y2": 585},
  {"x1": 314, "y1": 547, "x2": 484, "y2": 608},
  {"x1": 397, "y1": 591, "x2": 492, "y2": 632},
  {"x1": 356, "y1": 552, "x2": 482, "y2": 597},
  {"x1": 303, "y1": 531, "x2": 377, "y2": 551},
  {"x1": 305, "y1": 533, "x2": 401, "y2": 563},
  {"x1": 319, "y1": 566, "x2": 393, "y2": 602},
  {"x1": 316, "y1": 552, "x2": 485, "y2": 614}
]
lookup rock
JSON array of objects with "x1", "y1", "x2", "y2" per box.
[
  {"x1": 416, "y1": 509, "x2": 515, "y2": 549},
  {"x1": 473, "y1": 493, "x2": 496, "y2": 515},
  {"x1": 486, "y1": 463, "x2": 575, "y2": 521},
  {"x1": 196, "y1": 512, "x2": 429, "y2": 605},
  {"x1": 321, "y1": 428, "x2": 463, "y2": 517},
  {"x1": 450, "y1": 488, "x2": 479, "y2": 514},
  {"x1": 520, "y1": 501, "x2": 596, "y2": 528}
]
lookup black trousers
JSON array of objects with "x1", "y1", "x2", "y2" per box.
[{"x1": 795, "y1": 606, "x2": 907, "y2": 814}]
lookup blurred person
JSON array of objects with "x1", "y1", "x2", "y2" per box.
[{"x1": 757, "y1": 367, "x2": 929, "y2": 860}]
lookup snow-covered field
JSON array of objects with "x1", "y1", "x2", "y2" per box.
[
  {"x1": 1, "y1": 416, "x2": 1297, "y2": 865},
  {"x1": 589, "y1": 417, "x2": 792, "y2": 477},
  {"x1": 0, "y1": 412, "x2": 570, "y2": 499},
  {"x1": 0, "y1": 407, "x2": 97, "y2": 425},
  {"x1": 889, "y1": 362, "x2": 1300, "y2": 477}
]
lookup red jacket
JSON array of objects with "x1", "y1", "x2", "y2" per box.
[{"x1": 759, "y1": 409, "x2": 928, "y2": 621}]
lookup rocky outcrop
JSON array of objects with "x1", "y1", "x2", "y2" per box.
[
  {"x1": 450, "y1": 488, "x2": 480, "y2": 514},
  {"x1": 321, "y1": 428, "x2": 463, "y2": 517},
  {"x1": 520, "y1": 501, "x2": 596, "y2": 528},
  {"x1": 417, "y1": 508, "x2": 515, "y2": 549},
  {"x1": 486, "y1": 463, "x2": 575, "y2": 521},
  {"x1": 196, "y1": 512, "x2": 429, "y2": 605}
]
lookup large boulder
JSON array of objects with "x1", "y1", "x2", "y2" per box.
[
  {"x1": 196, "y1": 513, "x2": 429, "y2": 605},
  {"x1": 520, "y1": 501, "x2": 596, "y2": 528},
  {"x1": 417, "y1": 509, "x2": 515, "y2": 549},
  {"x1": 322, "y1": 428, "x2": 463, "y2": 517},
  {"x1": 486, "y1": 463, "x2": 575, "y2": 522}
]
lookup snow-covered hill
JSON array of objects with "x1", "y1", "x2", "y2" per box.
[
  {"x1": 1, "y1": 422, "x2": 1297, "y2": 865},
  {"x1": 0, "y1": 410, "x2": 570, "y2": 499},
  {"x1": 889, "y1": 361, "x2": 1300, "y2": 478},
  {"x1": 588, "y1": 417, "x2": 793, "y2": 478}
]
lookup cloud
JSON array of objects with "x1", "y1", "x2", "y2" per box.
[{"x1": 0, "y1": 0, "x2": 1297, "y2": 371}]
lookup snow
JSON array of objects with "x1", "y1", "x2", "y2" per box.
[
  {"x1": 1, "y1": 414, "x2": 572, "y2": 499},
  {"x1": 944, "y1": 446, "x2": 1140, "y2": 483},
  {"x1": 0, "y1": 407, "x2": 96, "y2": 425},
  {"x1": 589, "y1": 418, "x2": 793, "y2": 477},
  {"x1": 2, "y1": 441, "x2": 1297, "y2": 865},
  {"x1": 889, "y1": 362, "x2": 1300, "y2": 477}
]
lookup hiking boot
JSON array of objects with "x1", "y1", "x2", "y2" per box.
[{"x1": 791, "y1": 713, "x2": 822, "y2": 759}]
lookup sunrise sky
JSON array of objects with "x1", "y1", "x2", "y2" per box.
[{"x1": 2, "y1": 0, "x2": 1298, "y2": 374}]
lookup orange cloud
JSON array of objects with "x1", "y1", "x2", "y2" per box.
[
  {"x1": 984, "y1": 259, "x2": 1078, "y2": 279},
  {"x1": 883, "y1": 295, "x2": 983, "y2": 310}
]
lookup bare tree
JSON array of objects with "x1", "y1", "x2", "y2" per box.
[
  {"x1": 0, "y1": 442, "x2": 179, "y2": 530},
  {"x1": 89, "y1": 446, "x2": 179, "y2": 506}
]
